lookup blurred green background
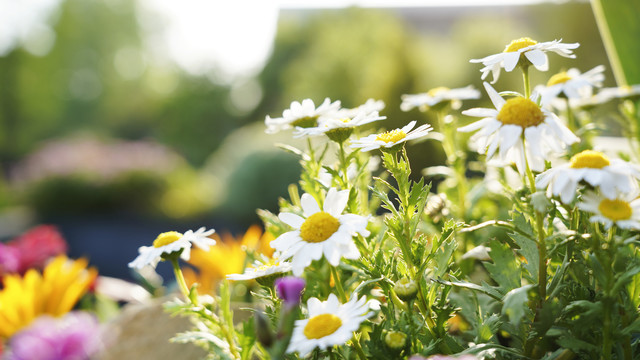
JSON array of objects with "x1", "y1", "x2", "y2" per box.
[{"x1": 0, "y1": 0, "x2": 620, "y2": 277}]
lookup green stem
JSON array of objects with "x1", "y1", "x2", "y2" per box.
[
  {"x1": 438, "y1": 111, "x2": 468, "y2": 223},
  {"x1": 604, "y1": 227, "x2": 616, "y2": 360},
  {"x1": 171, "y1": 258, "x2": 194, "y2": 303},
  {"x1": 522, "y1": 65, "x2": 531, "y2": 98},
  {"x1": 351, "y1": 334, "x2": 368, "y2": 360},
  {"x1": 523, "y1": 147, "x2": 547, "y2": 303},
  {"x1": 384, "y1": 150, "x2": 438, "y2": 335},
  {"x1": 338, "y1": 141, "x2": 350, "y2": 188},
  {"x1": 330, "y1": 265, "x2": 348, "y2": 302}
]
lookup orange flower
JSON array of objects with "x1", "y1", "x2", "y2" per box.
[{"x1": 183, "y1": 225, "x2": 274, "y2": 294}]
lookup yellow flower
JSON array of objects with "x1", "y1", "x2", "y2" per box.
[
  {"x1": 0, "y1": 255, "x2": 97, "y2": 338},
  {"x1": 183, "y1": 225, "x2": 274, "y2": 294}
]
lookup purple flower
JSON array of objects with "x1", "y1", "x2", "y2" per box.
[
  {"x1": 275, "y1": 276, "x2": 305, "y2": 306},
  {"x1": 6, "y1": 312, "x2": 102, "y2": 360},
  {"x1": 0, "y1": 243, "x2": 20, "y2": 276}
]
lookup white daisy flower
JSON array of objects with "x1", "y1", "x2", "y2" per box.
[
  {"x1": 287, "y1": 293, "x2": 374, "y2": 356},
  {"x1": 458, "y1": 82, "x2": 579, "y2": 174},
  {"x1": 270, "y1": 188, "x2": 370, "y2": 276},
  {"x1": 293, "y1": 110, "x2": 386, "y2": 139},
  {"x1": 339, "y1": 98, "x2": 385, "y2": 119},
  {"x1": 128, "y1": 228, "x2": 216, "y2": 269},
  {"x1": 181, "y1": 227, "x2": 216, "y2": 251},
  {"x1": 577, "y1": 191, "x2": 640, "y2": 230},
  {"x1": 536, "y1": 65, "x2": 605, "y2": 107},
  {"x1": 470, "y1": 37, "x2": 580, "y2": 83},
  {"x1": 350, "y1": 120, "x2": 433, "y2": 152},
  {"x1": 226, "y1": 258, "x2": 292, "y2": 281},
  {"x1": 400, "y1": 85, "x2": 481, "y2": 112},
  {"x1": 265, "y1": 98, "x2": 341, "y2": 134},
  {"x1": 595, "y1": 84, "x2": 640, "y2": 104},
  {"x1": 536, "y1": 150, "x2": 640, "y2": 204}
]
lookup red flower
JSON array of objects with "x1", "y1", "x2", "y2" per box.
[{"x1": 8, "y1": 225, "x2": 68, "y2": 274}]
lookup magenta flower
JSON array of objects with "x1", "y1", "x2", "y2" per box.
[
  {"x1": 275, "y1": 276, "x2": 306, "y2": 306},
  {"x1": 7, "y1": 225, "x2": 68, "y2": 274},
  {"x1": 6, "y1": 312, "x2": 102, "y2": 360}
]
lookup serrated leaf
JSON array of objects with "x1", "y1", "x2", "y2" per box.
[
  {"x1": 433, "y1": 277, "x2": 503, "y2": 300},
  {"x1": 555, "y1": 336, "x2": 599, "y2": 353},
  {"x1": 434, "y1": 237, "x2": 457, "y2": 278},
  {"x1": 621, "y1": 318, "x2": 640, "y2": 336},
  {"x1": 502, "y1": 284, "x2": 534, "y2": 327},
  {"x1": 484, "y1": 240, "x2": 521, "y2": 293},
  {"x1": 476, "y1": 314, "x2": 502, "y2": 342},
  {"x1": 612, "y1": 264, "x2": 640, "y2": 295},
  {"x1": 563, "y1": 300, "x2": 603, "y2": 319},
  {"x1": 511, "y1": 211, "x2": 534, "y2": 238},
  {"x1": 510, "y1": 231, "x2": 538, "y2": 281},
  {"x1": 172, "y1": 331, "x2": 232, "y2": 359}
]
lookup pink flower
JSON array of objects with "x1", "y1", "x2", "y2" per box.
[
  {"x1": 0, "y1": 243, "x2": 20, "y2": 276},
  {"x1": 6, "y1": 312, "x2": 102, "y2": 360},
  {"x1": 7, "y1": 225, "x2": 68, "y2": 274}
]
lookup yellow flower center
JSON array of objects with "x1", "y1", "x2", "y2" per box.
[
  {"x1": 153, "y1": 231, "x2": 183, "y2": 248},
  {"x1": 376, "y1": 129, "x2": 407, "y2": 143},
  {"x1": 427, "y1": 87, "x2": 450, "y2": 97},
  {"x1": 300, "y1": 212, "x2": 340, "y2": 243},
  {"x1": 304, "y1": 313, "x2": 343, "y2": 339},
  {"x1": 252, "y1": 259, "x2": 281, "y2": 273},
  {"x1": 547, "y1": 71, "x2": 572, "y2": 86},
  {"x1": 569, "y1": 150, "x2": 610, "y2": 169},
  {"x1": 504, "y1": 37, "x2": 538, "y2": 52},
  {"x1": 598, "y1": 199, "x2": 632, "y2": 221},
  {"x1": 496, "y1": 97, "x2": 545, "y2": 128}
]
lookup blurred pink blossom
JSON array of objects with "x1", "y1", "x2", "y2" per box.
[{"x1": 5, "y1": 312, "x2": 102, "y2": 360}]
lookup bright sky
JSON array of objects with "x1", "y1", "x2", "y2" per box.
[{"x1": 1, "y1": 0, "x2": 552, "y2": 80}]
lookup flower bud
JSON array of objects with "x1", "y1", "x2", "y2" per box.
[
  {"x1": 384, "y1": 330, "x2": 407, "y2": 350},
  {"x1": 394, "y1": 277, "x2": 418, "y2": 302},
  {"x1": 275, "y1": 276, "x2": 306, "y2": 307},
  {"x1": 531, "y1": 191, "x2": 552, "y2": 213}
]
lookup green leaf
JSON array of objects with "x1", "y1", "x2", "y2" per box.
[
  {"x1": 171, "y1": 331, "x2": 233, "y2": 359},
  {"x1": 510, "y1": 231, "x2": 538, "y2": 281},
  {"x1": 627, "y1": 267, "x2": 640, "y2": 308},
  {"x1": 502, "y1": 285, "x2": 534, "y2": 327},
  {"x1": 433, "y1": 277, "x2": 503, "y2": 301},
  {"x1": 555, "y1": 336, "x2": 599, "y2": 354},
  {"x1": 476, "y1": 314, "x2": 502, "y2": 343},
  {"x1": 239, "y1": 321, "x2": 256, "y2": 360},
  {"x1": 434, "y1": 237, "x2": 457, "y2": 278},
  {"x1": 612, "y1": 264, "x2": 640, "y2": 295},
  {"x1": 484, "y1": 239, "x2": 521, "y2": 293}
]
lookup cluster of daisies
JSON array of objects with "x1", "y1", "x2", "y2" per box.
[
  {"x1": 266, "y1": 96, "x2": 433, "y2": 151},
  {"x1": 456, "y1": 36, "x2": 640, "y2": 231},
  {"x1": 128, "y1": 36, "x2": 640, "y2": 359},
  {"x1": 128, "y1": 189, "x2": 377, "y2": 356}
]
